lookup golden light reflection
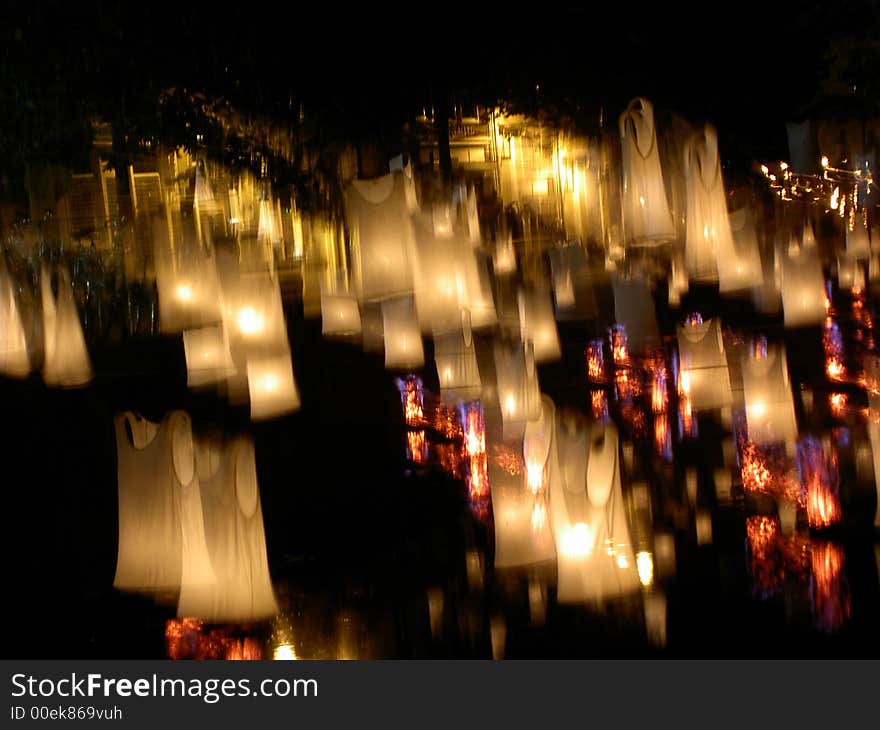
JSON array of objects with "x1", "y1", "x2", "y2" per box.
[
  {"x1": 526, "y1": 459, "x2": 544, "y2": 494},
  {"x1": 166, "y1": 619, "x2": 264, "y2": 660},
  {"x1": 810, "y1": 541, "x2": 851, "y2": 634},
  {"x1": 798, "y1": 437, "x2": 842, "y2": 529},
  {"x1": 636, "y1": 551, "x2": 654, "y2": 587},
  {"x1": 176, "y1": 284, "x2": 194, "y2": 302},
  {"x1": 587, "y1": 340, "x2": 605, "y2": 382},
  {"x1": 654, "y1": 413, "x2": 672, "y2": 460},
  {"x1": 823, "y1": 318, "x2": 846, "y2": 382},
  {"x1": 610, "y1": 325, "x2": 629, "y2": 366},
  {"x1": 829, "y1": 392, "x2": 848, "y2": 417},
  {"x1": 561, "y1": 522, "x2": 596, "y2": 558},
  {"x1": 399, "y1": 375, "x2": 424, "y2": 427},
  {"x1": 491, "y1": 444, "x2": 523, "y2": 475},
  {"x1": 679, "y1": 389, "x2": 696, "y2": 438},
  {"x1": 591, "y1": 389, "x2": 609, "y2": 422},
  {"x1": 273, "y1": 643, "x2": 297, "y2": 660},
  {"x1": 651, "y1": 367, "x2": 668, "y2": 414},
  {"x1": 236, "y1": 306, "x2": 265, "y2": 335},
  {"x1": 406, "y1": 430, "x2": 428, "y2": 465},
  {"x1": 531, "y1": 497, "x2": 547, "y2": 532},
  {"x1": 746, "y1": 515, "x2": 784, "y2": 598}
]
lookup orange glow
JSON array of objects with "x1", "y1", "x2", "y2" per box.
[
  {"x1": 400, "y1": 376, "x2": 424, "y2": 427},
  {"x1": 225, "y1": 638, "x2": 263, "y2": 660},
  {"x1": 739, "y1": 440, "x2": 802, "y2": 503},
  {"x1": 810, "y1": 541, "x2": 851, "y2": 633},
  {"x1": 166, "y1": 619, "x2": 263, "y2": 660},
  {"x1": 526, "y1": 459, "x2": 545, "y2": 494},
  {"x1": 823, "y1": 318, "x2": 846, "y2": 382},
  {"x1": 591, "y1": 389, "x2": 609, "y2": 421},
  {"x1": 407, "y1": 430, "x2": 428, "y2": 465},
  {"x1": 826, "y1": 360, "x2": 845, "y2": 380},
  {"x1": 746, "y1": 515, "x2": 784, "y2": 598},
  {"x1": 829, "y1": 392, "x2": 847, "y2": 417},
  {"x1": 531, "y1": 497, "x2": 547, "y2": 532},
  {"x1": 798, "y1": 438, "x2": 842, "y2": 529},
  {"x1": 610, "y1": 325, "x2": 628, "y2": 366},
  {"x1": 654, "y1": 413, "x2": 672, "y2": 460},
  {"x1": 492, "y1": 444, "x2": 523, "y2": 475},
  {"x1": 463, "y1": 403, "x2": 486, "y2": 457},
  {"x1": 652, "y1": 370, "x2": 668, "y2": 413},
  {"x1": 679, "y1": 390, "x2": 696, "y2": 437},
  {"x1": 431, "y1": 403, "x2": 462, "y2": 440},
  {"x1": 587, "y1": 340, "x2": 605, "y2": 381}
]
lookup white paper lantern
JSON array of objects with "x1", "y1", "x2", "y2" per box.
[
  {"x1": 344, "y1": 172, "x2": 416, "y2": 302},
  {"x1": 490, "y1": 396, "x2": 556, "y2": 569},
  {"x1": 42, "y1": 265, "x2": 92, "y2": 388},
  {"x1": 550, "y1": 411, "x2": 641, "y2": 604},
  {"x1": 780, "y1": 239, "x2": 827, "y2": 328},
  {"x1": 493, "y1": 340, "x2": 541, "y2": 441},
  {"x1": 382, "y1": 297, "x2": 424, "y2": 370},
  {"x1": 742, "y1": 343, "x2": 799, "y2": 454},
  {"x1": 517, "y1": 287, "x2": 562, "y2": 363},
  {"x1": 0, "y1": 263, "x2": 31, "y2": 379},
  {"x1": 619, "y1": 97, "x2": 675, "y2": 245},
  {"x1": 676, "y1": 318, "x2": 733, "y2": 410},
  {"x1": 246, "y1": 350, "x2": 301, "y2": 421},
  {"x1": 183, "y1": 325, "x2": 236, "y2": 388},
  {"x1": 434, "y1": 312, "x2": 481, "y2": 404},
  {"x1": 683, "y1": 124, "x2": 736, "y2": 283},
  {"x1": 719, "y1": 207, "x2": 763, "y2": 294},
  {"x1": 320, "y1": 284, "x2": 362, "y2": 338}
]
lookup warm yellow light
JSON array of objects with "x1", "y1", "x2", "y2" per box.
[
  {"x1": 257, "y1": 373, "x2": 280, "y2": 393},
  {"x1": 780, "y1": 162, "x2": 789, "y2": 171},
  {"x1": 237, "y1": 306, "x2": 265, "y2": 335},
  {"x1": 526, "y1": 460, "x2": 543, "y2": 494},
  {"x1": 176, "y1": 284, "x2": 193, "y2": 302},
  {"x1": 273, "y1": 644, "x2": 297, "y2": 660},
  {"x1": 616, "y1": 553, "x2": 629, "y2": 570},
  {"x1": 531, "y1": 500, "x2": 547, "y2": 532},
  {"x1": 821, "y1": 155, "x2": 829, "y2": 168},
  {"x1": 532, "y1": 178, "x2": 549, "y2": 195},
  {"x1": 748, "y1": 401, "x2": 767, "y2": 419},
  {"x1": 561, "y1": 522, "x2": 595, "y2": 558},
  {"x1": 636, "y1": 551, "x2": 654, "y2": 587},
  {"x1": 504, "y1": 393, "x2": 517, "y2": 416},
  {"x1": 760, "y1": 164, "x2": 769, "y2": 175}
]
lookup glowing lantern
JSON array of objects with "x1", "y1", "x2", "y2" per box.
[
  {"x1": 381, "y1": 297, "x2": 424, "y2": 371},
  {"x1": 246, "y1": 350, "x2": 301, "y2": 421}
]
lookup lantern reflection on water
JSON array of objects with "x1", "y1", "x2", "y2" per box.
[
  {"x1": 610, "y1": 324, "x2": 629, "y2": 366},
  {"x1": 397, "y1": 375, "x2": 424, "y2": 427},
  {"x1": 823, "y1": 318, "x2": 846, "y2": 382},
  {"x1": 810, "y1": 541, "x2": 851, "y2": 634},
  {"x1": 587, "y1": 339, "x2": 605, "y2": 382},
  {"x1": 797, "y1": 437, "x2": 842, "y2": 529}
]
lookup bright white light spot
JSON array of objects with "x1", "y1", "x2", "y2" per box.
[
  {"x1": 273, "y1": 644, "x2": 297, "y2": 660},
  {"x1": 237, "y1": 307, "x2": 264, "y2": 335},
  {"x1": 637, "y1": 551, "x2": 654, "y2": 586}
]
